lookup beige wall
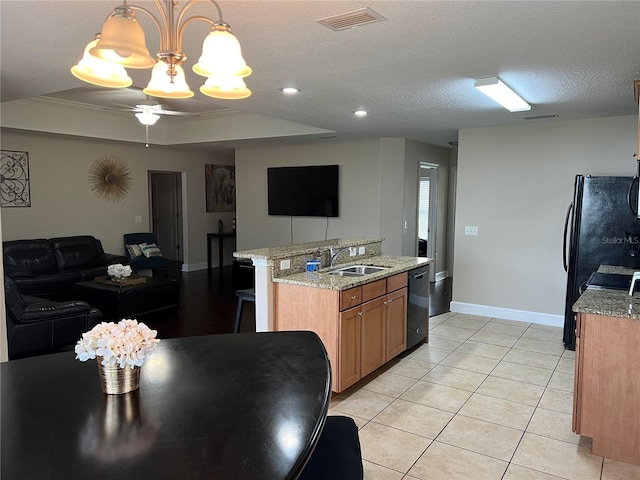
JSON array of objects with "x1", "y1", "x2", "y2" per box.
[
  {"x1": 234, "y1": 138, "x2": 450, "y2": 256},
  {"x1": 0, "y1": 130, "x2": 234, "y2": 269},
  {"x1": 453, "y1": 115, "x2": 637, "y2": 324},
  {"x1": 235, "y1": 139, "x2": 384, "y2": 251}
]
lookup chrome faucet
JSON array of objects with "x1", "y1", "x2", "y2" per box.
[{"x1": 330, "y1": 246, "x2": 350, "y2": 267}]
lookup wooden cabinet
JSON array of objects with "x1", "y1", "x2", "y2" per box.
[
  {"x1": 386, "y1": 288, "x2": 408, "y2": 359},
  {"x1": 339, "y1": 306, "x2": 361, "y2": 389},
  {"x1": 360, "y1": 296, "x2": 386, "y2": 377},
  {"x1": 274, "y1": 272, "x2": 408, "y2": 392},
  {"x1": 573, "y1": 312, "x2": 640, "y2": 465}
]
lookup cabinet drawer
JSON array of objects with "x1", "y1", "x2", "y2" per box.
[
  {"x1": 340, "y1": 286, "x2": 362, "y2": 310},
  {"x1": 362, "y1": 279, "x2": 386, "y2": 302},
  {"x1": 387, "y1": 272, "x2": 408, "y2": 292}
]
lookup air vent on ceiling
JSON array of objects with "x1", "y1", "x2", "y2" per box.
[
  {"x1": 316, "y1": 7, "x2": 387, "y2": 31},
  {"x1": 523, "y1": 114, "x2": 557, "y2": 120}
]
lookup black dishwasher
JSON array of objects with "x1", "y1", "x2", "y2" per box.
[{"x1": 406, "y1": 265, "x2": 430, "y2": 350}]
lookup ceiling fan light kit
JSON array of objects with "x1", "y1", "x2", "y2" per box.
[
  {"x1": 135, "y1": 110, "x2": 160, "y2": 126},
  {"x1": 474, "y1": 76, "x2": 531, "y2": 112},
  {"x1": 71, "y1": 0, "x2": 251, "y2": 100}
]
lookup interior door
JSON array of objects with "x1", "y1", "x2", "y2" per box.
[{"x1": 149, "y1": 171, "x2": 182, "y2": 261}]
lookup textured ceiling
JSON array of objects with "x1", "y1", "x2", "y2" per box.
[{"x1": 1, "y1": 1, "x2": 639, "y2": 147}]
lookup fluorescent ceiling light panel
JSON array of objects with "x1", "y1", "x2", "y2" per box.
[{"x1": 474, "y1": 77, "x2": 531, "y2": 112}]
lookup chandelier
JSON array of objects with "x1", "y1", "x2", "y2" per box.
[{"x1": 71, "y1": 0, "x2": 252, "y2": 100}]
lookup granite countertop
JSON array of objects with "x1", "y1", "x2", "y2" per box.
[
  {"x1": 234, "y1": 237, "x2": 382, "y2": 261},
  {"x1": 596, "y1": 265, "x2": 637, "y2": 275},
  {"x1": 572, "y1": 288, "x2": 640, "y2": 319},
  {"x1": 272, "y1": 255, "x2": 432, "y2": 290},
  {"x1": 573, "y1": 264, "x2": 640, "y2": 319}
]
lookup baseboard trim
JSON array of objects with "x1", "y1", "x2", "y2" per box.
[{"x1": 449, "y1": 301, "x2": 563, "y2": 327}]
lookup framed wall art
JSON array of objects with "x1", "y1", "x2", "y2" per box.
[
  {"x1": 1, "y1": 150, "x2": 31, "y2": 207},
  {"x1": 205, "y1": 164, "x2": 235, "y2": 213},
  {"x1": 88, "y1": 155, "x2": 132, "y2": 203}
]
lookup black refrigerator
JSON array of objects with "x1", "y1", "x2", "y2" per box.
[{"x1": 563, "y1": 175, "x2": 640, "y2": 349}]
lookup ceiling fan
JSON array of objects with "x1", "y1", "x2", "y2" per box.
[
  {"x1": 115, "y1": 99, "x2": 197, "y2": 147},
  {"x1": 116, "y1": 101, "x2": 196, "y2": 125}
]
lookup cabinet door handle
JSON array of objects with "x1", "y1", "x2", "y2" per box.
[
  {"x1": 358, "y1": 311, "x2": 363, "y2": 317},
  {"x1": 351, "y1": 295, "x2": 357, "y2": 300}
]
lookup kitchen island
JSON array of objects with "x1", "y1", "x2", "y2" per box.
[
  {"x1": 235, "y1": 238, "x2": 432, "y2": 392},
  {"x1": 572, "y1": 285, "x2": 640, "y2": 466},
  {"x1": 235, "y1": 237, "x2": 385, "y2": 332}
]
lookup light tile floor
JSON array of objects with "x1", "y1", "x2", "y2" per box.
[{"x1": 329, "y1": 312, "x2": 640, "y2": 480}]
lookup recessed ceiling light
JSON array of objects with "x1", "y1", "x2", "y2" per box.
[
  {"x1": 354, "y1": 110, "x2": 367, "y2": 117},
  {"x1": 281, "y1": 87, "x2": 299, "y2": 94}
]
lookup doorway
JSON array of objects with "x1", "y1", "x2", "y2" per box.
[
  {"x1": 149, "y1": 171, "x2": 183, "y2": 262},
  {"x1": 418, "y1": 163, "x2": 438, "y2": 282}
]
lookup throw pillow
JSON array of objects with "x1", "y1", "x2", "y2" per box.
[
  {"x1": 140, "y1": 243, "x2": 163, "y2": 258},
  {"x1": 125, "y1": 244, "x2": 144, "y2": 259}
]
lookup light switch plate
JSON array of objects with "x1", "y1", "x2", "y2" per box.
[
  {"x1": 280, "y1": 259, "x2": 290, "y2": 270},
  {"x1": 135, "y1": 215, "x2": 143, "y2": 224},
  {"x1": 349, "y1": 247, "x2": 357, "y2": 256},
  {"x1": 358, "y1": 246, "x2": 365, "y2": 255}
]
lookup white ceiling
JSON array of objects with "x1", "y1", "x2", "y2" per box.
[{"x1": 1, "y1": 1, "x2": 639, "y2": 148}]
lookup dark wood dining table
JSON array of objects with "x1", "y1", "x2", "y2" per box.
[{"x1": 1, "y1": 331, "x2": 332, "y2": 480}]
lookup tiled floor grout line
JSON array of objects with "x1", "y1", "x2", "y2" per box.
[
  {"x1": 334, "y1": 313, "x2": 621, "y2": 480},
  {"x1": 426, "y1": 316, "x2": 574, "y2": 479},
  {"x1": 435, "y1": 315, "x2": 603, "y2": 480}
]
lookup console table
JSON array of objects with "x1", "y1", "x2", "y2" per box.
[
  {"x1": 2, "y1": 331, "x2": 332, "y2": 479},
  {"x1": 207, "y1": 231, "x2": 235, "y2": 274}
]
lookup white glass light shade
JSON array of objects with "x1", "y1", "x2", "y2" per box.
[
  {"x1": 200, "y1": 75, "x2": 251, "y2": 99},
  {"x1": 143, "y1": 62, "x2": 194, "y2": 99},
  {"x1": 71, "y1": 39, "x2": 133, "y2": 88},
  {"x1": 135, "y1": 111, "x2": 160, "y2": 125},
  {"x1": 192, "y1": 25, "x2": 252, "y2": 78},
  {"x1": 90, "y1": 12, "x2": 155, "y2": 69},
  {"x1": 474, "y1": 77, "x2": 531, "y2": 112}
]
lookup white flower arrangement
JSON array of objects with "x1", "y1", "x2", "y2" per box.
[
  {"x1": 107, "y1": 263, "x2": 132, "y2": 280},
  {"x1": 75, "y1": 319, "x2": 160, "y2": 369}
]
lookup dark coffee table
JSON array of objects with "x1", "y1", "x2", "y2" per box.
[{"x1": 74, "y1": 276, "x2": 179, "y2": 320}]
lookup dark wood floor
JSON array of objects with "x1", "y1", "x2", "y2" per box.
[
  {"x1": 138, "y1": 265, "x2": 256, "y2": 339},
  {"x1": 138, "y1": 267, "x2": 452, "y2": 340}
]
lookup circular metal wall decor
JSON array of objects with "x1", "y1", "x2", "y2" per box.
[{"x1": 88, "y1": 155, "x2": 132, "y2": 203}]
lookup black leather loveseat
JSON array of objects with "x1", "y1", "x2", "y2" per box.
[
  {"x1": 3, "y1": 235, "x2": 129, "y2": 300},
  {"x1": 4, "y1": 276, "x2": 102, "y2": 360}
]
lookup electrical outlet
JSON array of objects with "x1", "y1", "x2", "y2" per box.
[
  {"x1": 358, "y1": 246, "x2": 365, "y2": 255},
  {"x1": 135, "y1": 215, "x2": 143, "y2": 224},
  {"x1": 349, "y1": 247, "x2": 357, "y2": 256},
  {"x1": 465, "y1": 226, "x2": 479, "y2": 236},
  {"x1": 280, "y1": 259, "x2": 290, "y2": 270}
]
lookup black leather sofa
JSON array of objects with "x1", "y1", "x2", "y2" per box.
[
  {"x1": 4, "y1": 276, "x2": 102, "y2": 360},
  {"x1": 3, "y1": 235, "x2": 129, "y2": 300}
]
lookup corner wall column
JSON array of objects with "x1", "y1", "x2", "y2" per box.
[{"x1": 252, "y1": 258, "x2": 274, "y2": 332}]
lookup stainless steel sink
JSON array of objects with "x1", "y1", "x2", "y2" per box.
[{"x1": 327, "y1": 265, "x2": 390, "y2": 276}]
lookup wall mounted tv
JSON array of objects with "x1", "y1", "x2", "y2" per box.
[{"x1": 267, "y1": 165, "x2": 339, "y2": 217}]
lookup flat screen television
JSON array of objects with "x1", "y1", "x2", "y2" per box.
[{"x1": 267, "y1": 165, "x2": 339, "y2": 217}]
